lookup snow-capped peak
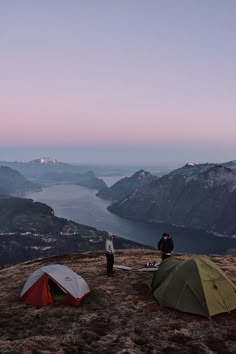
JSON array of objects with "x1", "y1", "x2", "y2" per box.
[
  {"x1": 29, "y1": 157, "x2": 58, "y2": 165},
  {"x1": 186, "y1": 162, "x2": 195, "y2": 167},
  {"x1": 40, "y1": 157, "x2": 58, "y2": 165}
]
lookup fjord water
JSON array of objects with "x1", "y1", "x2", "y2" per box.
[{"x1": 25, "y1": 182, "x2": 236, "y2": 255}]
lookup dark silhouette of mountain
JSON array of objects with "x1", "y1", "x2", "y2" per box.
[
  {"x1": 97, "y1": 170, "x2": 158, "y2": 201},
  {"x1": 0, "y1": 195, "x2": 63, "y2": 234},
  {"x1": 108, "y1": 165, "x2": 236, "y2": 237},
  {"x1": 0, "y1": 195, "x2": 151, "y2": 265},
  {"x1": 0, "y1": 166, "x2": 40, "y2": 196},
  {"x1": 0, "y1": 158, "x2": 106, "y2": 190}
]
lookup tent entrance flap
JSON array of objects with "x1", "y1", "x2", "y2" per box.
[
  {"x1": 48, "y1": 278, "x2": 67, "y2": 296},
  {"x1": 48, "y1": 277, "x2": 67, "y2": 300}
]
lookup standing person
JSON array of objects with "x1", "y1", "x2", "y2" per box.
[
  {"x1": 158, "y1": 233, "x2": 174, "y2": 261},
  {"x1": 105, "y1": 232, "x2": 115, "y2": 276}
]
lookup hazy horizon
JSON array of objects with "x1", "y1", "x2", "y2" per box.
[{"x1": 0, "y1": 142, "x2": 235, "y2": 167}]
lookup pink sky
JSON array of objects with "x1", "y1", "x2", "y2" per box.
[
  {"x1": 1, "y1": 1, "x2": 236, "y2": 162},
  {"x1": 1, "y1": 90, "x2": 235, "y2": 145}
]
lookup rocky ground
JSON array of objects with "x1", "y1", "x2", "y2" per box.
[{"x1": 0, "y1": 250, "x2": 235, "y2": 354}]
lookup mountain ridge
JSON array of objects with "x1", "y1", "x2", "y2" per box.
[
  {"x1": 97, "y1": 169, "x2": 157, "y2": 201},
  {"x1": 168, "y1": 160, "x2": 236, "y2": 176},
  {"x1": 0, "y1": 159, "x2": 106, "y2": 190},
  {"x1": 108, "y1": 165, "x2": 236, "y2": 237},
  {"x1": 0, "y1": 166, "x2": 41, "y2": 195}
]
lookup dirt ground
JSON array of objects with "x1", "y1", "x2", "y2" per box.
[{"x1": 0, "y1": 250, "x2": 235, "y2": 354}]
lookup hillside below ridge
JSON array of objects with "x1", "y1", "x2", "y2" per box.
[
  {"x1": 0, "y1": 195, "x2": 154, "y2": 265},
  {"x1": 108, "y1": 165, "x2": 236, "y2": 237},
  {"x1": 0, "y1": 250, "x2": 235, "y2": 354}
]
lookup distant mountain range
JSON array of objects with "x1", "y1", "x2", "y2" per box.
[
  {"x1": 0, "y1": 157, "x2": 106, "y2": 190},
  {"x1": 168, "y1": 161, "x2": 236, "y2": 176},
  {"x1": 0, "y1": 166, "x2": 40, "y2": 195},
  {"x1": 2, "y1": 156, "x2": 236, "y2": 252},
  {"x1": 39, "y1": 170, "x2": 106, "y2": 190},
  {"x1": 0, "y1": 157, "x2": 74, "y2": 178},
  {"x1": 108, "y1": 163, "x2": 236, "y2": 237},
  {"x1": 0, "y1": 195, "x2": 150, "y2": 265},
  {"x1": 97, "y1": 169, "x2": 158, "y2": 201}
]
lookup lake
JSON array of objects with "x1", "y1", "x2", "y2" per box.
[{"x1": 25, "y1": 182, "x2": 236, "y2": 255}]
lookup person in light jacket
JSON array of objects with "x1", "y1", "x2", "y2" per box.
[{"x1": 105, "y1": 232, "x2": 115, "y2": 276}]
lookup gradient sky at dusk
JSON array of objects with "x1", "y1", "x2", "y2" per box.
[{"x1": 1, "y1": 0, "x2": 236, "y2": 164}]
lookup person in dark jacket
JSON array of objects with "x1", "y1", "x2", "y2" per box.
[{"x1": 158, "y1": 233, "x2": 174, "y2": 261}]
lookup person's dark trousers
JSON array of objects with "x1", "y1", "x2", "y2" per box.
[
  {"x1": 162, "y1": 253, "x2": 171, "y2": 261},
  {"x1": 106, "y1": 253, "x2": 114, "y2": 275}
]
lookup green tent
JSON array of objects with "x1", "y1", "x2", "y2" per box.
[
  {"x1": 151, "y1": 256, "x2": 236, "y2": 318},
  {"x1": 151, "y1": 258, "x2": 181, "y2": 290}
]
